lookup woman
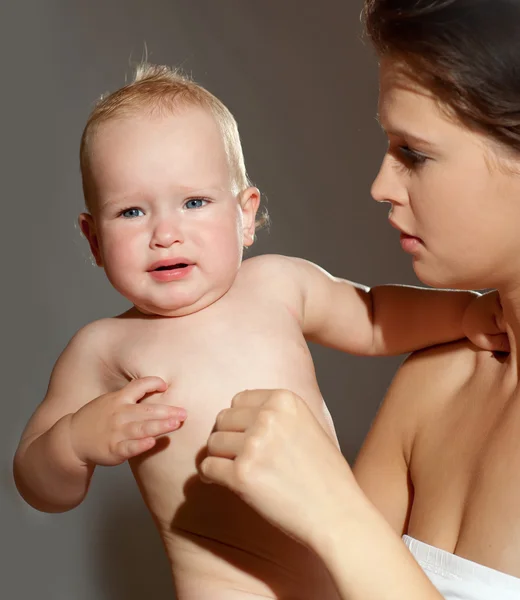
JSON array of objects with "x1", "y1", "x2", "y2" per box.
[{"x1": 200, "y1": 1, "x2": 520, "y2": 599}]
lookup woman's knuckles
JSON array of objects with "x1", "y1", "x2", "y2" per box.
[{"x1": 266, "y1": 389, "x2": 298, "y2": 413}]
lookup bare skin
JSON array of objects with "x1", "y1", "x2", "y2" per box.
[
  {"x1": 201, "y1": 389, "x2": 444, "y2": 600},
  {"x1": 13, "y1": 104, "x2": 506, "y2": 600},
  {"x1": 14, "y1": 252, "x2": 494, "y2": 599},
  {"x1": 353, "y1": 58, "x2": 520, "y2": 579},
  {"x1": 15, "y1": 256, "x2": 341, "y2": 599},
  {"x1": 355, "y1": 337, "x2": 520, "y2": 578},
  {"x1": 199, "y1": 56, "x2": 520, "y2": 598}
]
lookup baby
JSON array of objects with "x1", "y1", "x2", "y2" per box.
[{"x1": 14, "y1": 64, "x2": 505, "y2": 600}]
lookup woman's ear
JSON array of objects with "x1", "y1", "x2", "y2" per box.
[
  {"x1": 240, "y1": 187, "x2": 261, "y2": 247},
  {"x1": 78, "y1": 213, "x2": 103, "y2": 266}
]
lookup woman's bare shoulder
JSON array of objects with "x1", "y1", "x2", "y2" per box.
[
  {"x1": 387, "y1": 340, "x2": 489, "y2": 416},
  {"x1": 402, "y1": 339, "x2": 481, "y2": 379}
]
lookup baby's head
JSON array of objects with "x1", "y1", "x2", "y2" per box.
[{"x1": 79, "y1": 64, "x2": 264, "y2": 317}]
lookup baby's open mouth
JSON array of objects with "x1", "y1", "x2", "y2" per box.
[{"x1": 154, "y1": 263, "x2": 189, "y2": 271}]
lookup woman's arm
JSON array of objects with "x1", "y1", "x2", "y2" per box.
[
  {"x1": 315, "y1": 497, "x2": 442, "y2": 600},
  {"x1": 353, "y1": 353, "x2": 420, "y2": 534},
  {"x1": 199, "y1": 389, "x2": 442, "y2": 599}
]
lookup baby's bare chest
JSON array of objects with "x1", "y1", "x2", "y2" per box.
[
  {"x1": 108, "y1": 293, "x2": 337, "y2": 590},
  {"x1": 112, "y1": 300, "x2": 319, "y2": 411}
]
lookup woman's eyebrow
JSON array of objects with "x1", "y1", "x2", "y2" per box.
[
  {"x1": 376, "y1": 116, "x2": 438, "y2": 150},
  {"x1": 389, "y1": 129, "x2": 437, "y2": 150}
]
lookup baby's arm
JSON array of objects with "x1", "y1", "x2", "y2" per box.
[
  {"x1": 286, "y1": 256, "x2": 499, "y2": 355},
  {"x1": 13, "y1": 324, "x2": 183, "y2": 513},
  {"x1": 14, "y1": 327, "x2": 108, "y2": 512}
]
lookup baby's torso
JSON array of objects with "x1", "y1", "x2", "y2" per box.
[
  {"x1": 99, "y1": 260, "x2": 339, "y2": 599},
  {"x1": 407, "y1": 345, "x2": 520, "y2": 580}
]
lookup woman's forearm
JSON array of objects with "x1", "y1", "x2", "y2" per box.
[{"x1": 312, "y1": 494, "x2": 442, "y2": 600}]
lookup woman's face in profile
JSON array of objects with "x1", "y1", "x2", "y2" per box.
[{"x1": 372, "y1": 57, "x2": 520, "y2": 292}]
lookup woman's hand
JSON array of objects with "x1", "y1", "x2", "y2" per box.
[
  {"x1": 199, "y1": 388, "x2": 359, "y2": 548},
  {"x1": 200, "y1": 389, "x2": 443, "y2": 600}
]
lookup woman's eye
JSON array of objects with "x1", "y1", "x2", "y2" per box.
[
  {"x1": 185, "y1": 198, "x2": 208, "y2": 210},
  {"x1": 398, "y1": 146, "x2": 428, "y2": 167},
  {"x1": 120, "y1": 208, "x2": 144, "y2": 218}
]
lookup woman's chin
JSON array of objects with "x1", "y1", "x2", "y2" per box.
[{"x1": 412, "y1": 261, "x2": 477, "y2": 291}]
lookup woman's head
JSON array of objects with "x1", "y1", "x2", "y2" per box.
[
  {"x1": 364, "y1": 0, "x2": 520, "y2": 152},
  {"x1": 364, "y1": 0, "x2": 520, "y2": 290}
]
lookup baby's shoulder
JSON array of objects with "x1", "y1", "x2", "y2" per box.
[
  {"x1": 46, "y1": 317, "x2": 126, "y2": 398},
  {"x1": 241, "y1": 254, "x2": 323, "y2": 288},
  {"x1": 66, "y1": 316, "x2": 126, "y2": 358},
  {"x1": 241, "y1": 253, "x2": 299, "y2": 275},
  {"x1": 239, "y1": 254, "x2": 306, "y2": 294},
  {"x1": 72, "y1": 316, "x2": 120, "y2": 339}
]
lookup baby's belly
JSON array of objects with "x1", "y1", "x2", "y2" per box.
[
  {"x1": 158, "y1": 481, "x2": 338, "y2": 599},
  {"x1": 128, "y1": 374, "x2": 339, "y2": 600}
]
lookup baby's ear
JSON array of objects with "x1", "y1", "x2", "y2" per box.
[
  {"x1": 78, "y1": 213, "x2": 103, "y2": 266},
  {"x1": 240, "y1": 187, "x2": 260, "y2": 247}
]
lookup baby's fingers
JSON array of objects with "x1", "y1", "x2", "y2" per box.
[
  {"x1": 116, "y1": 437, "x2": 157, "y2": 460},
  {"x1": 127, "y1": 417, "x2": 183, "y2": 441},
  {"x1": 136, "y1": 403, "x2": 187, "y2": 421},
  {"x1": 470, "y1": 331, "x2": 510, "y2": 353},
  {"x1": 123, "y1": 376, "x2": 168, "y2": 403}
]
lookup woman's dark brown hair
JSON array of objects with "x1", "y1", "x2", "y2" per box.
[{"x1": 363, "y1": 0, "x2": 520, "y2": 153}]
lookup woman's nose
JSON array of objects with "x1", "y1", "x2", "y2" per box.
[{"x1": 371, "y1": 154, "x2": 408, "y2": 207}]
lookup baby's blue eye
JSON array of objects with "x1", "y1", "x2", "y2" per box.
[
  {"x1": 120, "y1": 208, "x2": 144, "y2": 218},
  {"x1": 185, "y1": 198, "x2": 208, "y2": 209}
]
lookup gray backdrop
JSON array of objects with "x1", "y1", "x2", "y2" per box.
[{"x1": 2, "y1": 1, "x2": 420, "y2": 598}]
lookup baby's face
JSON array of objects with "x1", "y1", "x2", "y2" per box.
[{"x1": 79, "y1": 107, "x2": 258, "y2": 317}]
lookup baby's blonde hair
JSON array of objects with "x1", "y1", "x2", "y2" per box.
[{"x1": 80, "y1": 63, "x2": 268, "y2": 228}]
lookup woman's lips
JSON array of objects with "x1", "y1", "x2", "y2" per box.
[{"x1": 399, "y1": 232, "x2": 423, "y2": 254}]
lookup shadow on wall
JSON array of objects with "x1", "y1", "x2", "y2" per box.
[{"x1": 90, "y1": 476, "x2": 175, "y2": 600}]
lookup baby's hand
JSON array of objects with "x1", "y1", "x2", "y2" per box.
[
  {"x1": 70, "y1": 377, "x2": 186, "y2": 467},
  {"x1": 463, "y1": 290, "x2": 509, "y2": 352}
]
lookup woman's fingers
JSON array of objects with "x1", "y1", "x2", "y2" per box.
[
  {"x1": 231, "y1": 389, "x2": 293, "y2": 408},
  {"x1": 207, "y1": 431, "x2": 245, "y2": 458},
  {"x1": 201, "y1": 388, "x2": 356, "y2": 549},
  {"x1": 215, "y1": 407, "x2": 257, "y2": 432},
  {"x1": 199, "y1": 456, "x2": 234, "y2": 485}
]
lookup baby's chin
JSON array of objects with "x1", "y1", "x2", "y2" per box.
[{"x1": 132, "y1": 290, "x2": 230, "y2": 318}]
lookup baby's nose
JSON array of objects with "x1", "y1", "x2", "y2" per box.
[{"x1": 151, "y1": 218, "x2": 184, "y2": 248}]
